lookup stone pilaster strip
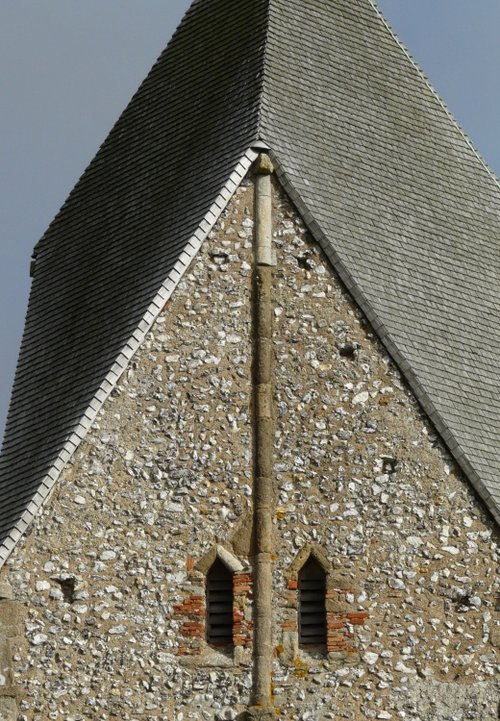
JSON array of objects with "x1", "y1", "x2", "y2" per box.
[{"x1": 251, "y1": 154, "x2": 275, "y2": 715}]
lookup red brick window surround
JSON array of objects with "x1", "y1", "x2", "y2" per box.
[
  {"x1": 283, "y1": 544, "x2": 369, "y2": 660},
  {"x1": 173, "y1": 545, "x2": 253, "y2": 660}
]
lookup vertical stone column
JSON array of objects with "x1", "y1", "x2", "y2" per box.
[
  {"x1": 249, "y1": 154, "x2": 275, "y2": 718},
  {"x1": 0, "y1": 582, "x2": 20, "y2": 721}
]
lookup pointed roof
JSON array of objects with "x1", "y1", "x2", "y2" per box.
[
  {"x1": 262, "y1": 0, "x2": 500, "y2": 525},
  {"x1": 1, "y1": 0, "x2": 500, "y2": 562}
]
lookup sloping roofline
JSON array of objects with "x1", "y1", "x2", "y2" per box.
[
  {"x1": 261, "y1": 0, "x2": 500, "y2": 525},
  {"x1": 0, "y1": 147, "x2": 262, "y2": 566},
  {"x1": 270, "y1": 153, "x2": 500, "y2": 527},
  {"x1": 2, "y1": 135, "x2": 499, "y2": 566},
  {"x1": 2, "y1": 0, "x2": 500, "y2": 565}
]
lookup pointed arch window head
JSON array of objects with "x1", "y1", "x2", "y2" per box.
[
  {"x1": 298, "y1": 555, "x2": 327, "y2": 647},
  {"x1": 206, "y1": 558, "x2": 234, "y2": 647}
]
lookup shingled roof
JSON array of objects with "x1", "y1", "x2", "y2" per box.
[{"x1": 1, "y1": 0, "x2": 500, "y2": 563}]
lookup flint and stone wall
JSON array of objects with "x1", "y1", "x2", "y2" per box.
[
  {"x1": 269, "y1": 181, "x2": 499, "y2": 720},
  {"x1": 0, "y1": 175, "x2": 498, "y2": 721}
]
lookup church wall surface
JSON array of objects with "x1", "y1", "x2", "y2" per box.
[
  {"x1": 0, "y1": 175, "x2": 498, "y2": 721},
  {"x1": 269, "y1": 182, "x2": 499, "y2": 720},
  {"x1": 1, "y1": 181, "x2": 256, "y2": 721}
]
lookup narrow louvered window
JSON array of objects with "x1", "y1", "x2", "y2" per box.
[
  {"x1": 299, "y1": 556, "x2": 327, "y2": 647},
  {"x1": 206, "y1": 558, "x2": 233, "y2": 647}
]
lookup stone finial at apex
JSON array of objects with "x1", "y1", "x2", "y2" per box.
[{"x1": 254, "y1": 153, "x2": 274, "y2": 176}]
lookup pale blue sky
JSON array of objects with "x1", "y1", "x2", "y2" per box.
[{"x1": 1, "y1": 1, "x2": 499, "y2": 439}]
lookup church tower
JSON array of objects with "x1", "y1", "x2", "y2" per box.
[{"x1": 0, "y1": 1, "x2": 498, "y2": 719}]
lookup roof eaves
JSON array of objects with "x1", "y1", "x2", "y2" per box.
[{"x1": 0, "y1": 146, "x2": 260, "y2": 569}]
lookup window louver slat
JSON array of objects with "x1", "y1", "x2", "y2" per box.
[
  {"x1": 299, "y1": 556, "x2": 327, "y2": 647},
  {"x1": 206, "y1": 559, "x2": 233, "y2": 647}
]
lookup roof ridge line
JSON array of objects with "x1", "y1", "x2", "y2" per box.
[
  {"x1": 369, "y1": 0, "x2": 500, "y2": 192},
  {"x1": 271, "y1": 152, "x2": 500, "y2": 529},
  {"x1": 0, "y1": 147, "x2": 260, "y2": 569}
]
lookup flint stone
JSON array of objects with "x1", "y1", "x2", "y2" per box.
[
  {"x1": 352, "y1": 391, "x2": 369, "y2": 405},
  {"x1": 442, "y1": 546, "x2": 460, "y2": 555},
  {"x1": 108, "y1": 625, "x2": 127, "y2": 635},
  {"x1": 31, "y1": 634, "x2": 48, "y2": 646}
]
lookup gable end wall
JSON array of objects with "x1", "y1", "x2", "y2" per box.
[{"x1": 0, "y1": 175, "x2": 498, "y2": 721}]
